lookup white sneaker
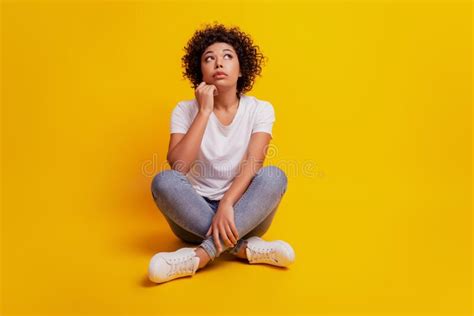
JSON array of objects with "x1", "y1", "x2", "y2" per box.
[
  {"x1": 148, "y1": 247, "x2": 200, "y2": 283},
  {"x1": 245, "y1": 237, "x2": 295, "y2": 267}
]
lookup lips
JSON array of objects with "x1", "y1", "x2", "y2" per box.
[{"x1": 213, "y1": 71, "x2": 227, "y2": 77}]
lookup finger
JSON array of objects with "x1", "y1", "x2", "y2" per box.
[
  {"x1": 206, "y1": 225, "x2": 212, "y2": 237},
  {"x1": 197, "y1": 81, "x2": 206, "y2": 89},
  {"x1": 213, "y1": 227, "x2": 222, "y2": 253},
  {"x1": 204, "y1": 85, "x2": 216, "y2": 96},
  {"x1": 219, "y1": 225, "x2": 233, "y2": 248},
  {"x1": 212, "y1": 86, "x2": 219, "y2": 96},
  {"x1": 195, "y1": 82, "x2": 206, "y2": 92},
  {"x1": 229, "y1": 221, "x2": 240, "y2": 241},
  {"x1": 225, "y1": 224, "x2": 237, "y2": 245}
]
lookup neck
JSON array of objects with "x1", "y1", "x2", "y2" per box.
[{"x1": 213, "y1": 87, "x2": 240, "y2": 111}]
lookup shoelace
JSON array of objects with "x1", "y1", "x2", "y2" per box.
[
  {"x1": 166, "y1": 256, "x2": 196, "y2": 277},
  {"x1": 249, "y1": 247, "x2": 278, "y2": 263}
]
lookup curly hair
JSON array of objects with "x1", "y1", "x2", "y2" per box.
[{"x1": 181, "y1": 22, "x2": 266, "y2": 97}]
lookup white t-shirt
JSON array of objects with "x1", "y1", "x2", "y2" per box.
[{"x1": 169, "y1": 94, "x2": 275, "y2": 200}]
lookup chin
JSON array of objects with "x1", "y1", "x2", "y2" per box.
[
  {"x1": 213, "y1": 80, "x2": 235, "y2": 87},
  {"x1": 212, "y1": 82, "x2": 226, "y2": 88}
]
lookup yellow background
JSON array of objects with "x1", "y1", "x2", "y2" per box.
[{"x1": 1, "y1": 0, "x2": 471, "y2": 315}]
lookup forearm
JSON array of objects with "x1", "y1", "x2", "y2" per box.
[
  {"x1": 167, "y1": 110, "x2": 211, "y2": 173},
  {"x1": 220, "y1": 155, "x2": 264, "y2": 206}
]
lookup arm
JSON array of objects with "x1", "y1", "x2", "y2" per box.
[
  {"x1": 166, "y1": 111, "x2": 211, "y2": 174},
  {"x1": 220, "y1": 132, "x2": 272, "y2": 206},
  {"x1": 167, "y1": 82, "x2": 217, "y2": 174}
]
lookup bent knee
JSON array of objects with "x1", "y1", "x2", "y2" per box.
[
  {"x1": 256, "y1": 165, "x2": 288, "y2": 192},
  {"x1": 151, "y1": 169, "x2": 185, "y2": 198}
]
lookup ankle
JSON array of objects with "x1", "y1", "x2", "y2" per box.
[
  {"x1": 234, "y1": 240, "x2": 248, "y2": 259},
  {"x1": 195, "y1": 247, "x2": 211, "y2": 269}
]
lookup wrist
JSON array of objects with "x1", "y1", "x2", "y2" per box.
[
  {"x1": 198, "y1": 109, "x2": 212, "y2": 116},
  {"x1": 219, "y1": 198, "x2": 234, "y2": 207}
]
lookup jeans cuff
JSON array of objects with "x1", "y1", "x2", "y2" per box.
[{"x1": 199, "y1": 238, "x2": 217, "y2": 261}]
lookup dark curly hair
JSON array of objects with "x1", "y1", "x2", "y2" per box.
[{"x1": 181, "y1": 22, "x2": 267, "y2": 97}]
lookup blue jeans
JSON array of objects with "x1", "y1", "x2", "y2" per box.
[{"x1": 151, "y1": 165, "x2": 288, "y2": 261}]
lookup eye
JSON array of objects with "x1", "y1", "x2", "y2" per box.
[{"x1": 204, "y1": 54, "x2": 233, "y2": 62}]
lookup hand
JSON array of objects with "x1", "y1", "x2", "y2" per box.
[
  {"x1": 195, "y1": 81, "x2": 218, "y2": 115},
  {"x1": 205, "y1": 202, "x2": 239, "y2": 254}
]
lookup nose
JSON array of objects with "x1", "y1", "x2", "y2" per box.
[{"x1": 214, "y1": 58, "x2": 223, "y2": 68}]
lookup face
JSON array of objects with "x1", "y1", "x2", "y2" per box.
[{"x1": 200, "y1": 42, "x2": 241, "y2": 90}]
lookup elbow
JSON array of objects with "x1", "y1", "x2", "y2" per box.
[
  {"x1": 167, "y1": 151, "x2": 191, "y2": 174},
  {"x1": 168, "y1": 158, "x2": 190, "y2": 174},
  {"x1": 171, "y1": 165, "x2": 190, "y2": 174}
]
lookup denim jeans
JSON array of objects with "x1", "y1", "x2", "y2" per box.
[{"x1": 151, "y1": 165, "x2": 288, "y2": 261}]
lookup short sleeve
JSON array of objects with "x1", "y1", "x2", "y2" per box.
[
  {"x1": 170, "y1": 102, "x2": 191, "y2": 134},
  {"x1": 252, "y1": 102, "x2": 275, "y2": 137}
]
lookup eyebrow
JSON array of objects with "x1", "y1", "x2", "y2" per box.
[{"x1": 203, "y1": 48, "x2": 235, "y2": 56}]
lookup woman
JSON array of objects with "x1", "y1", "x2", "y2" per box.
[{"x1": 148, "y1": 23, "x2": 295, "y2": 284}]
